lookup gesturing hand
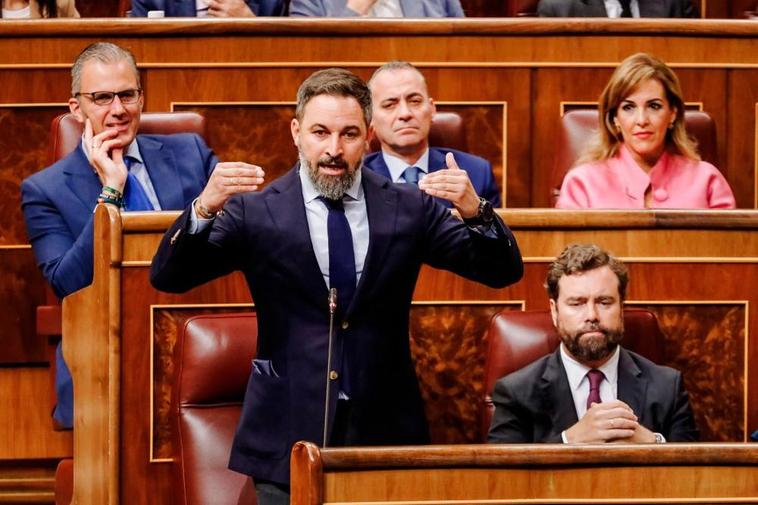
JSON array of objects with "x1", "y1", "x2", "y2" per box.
[
  {"x1": 197, "y1": 162, "x2": 266, "y2": 213},
  {"x1": 84, "y1": 119, "x2": 128, "y2": 192},
  {"x1": 418, "y1": 152, "x2": 481, "y2": 218}
]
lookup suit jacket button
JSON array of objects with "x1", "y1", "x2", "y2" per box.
[
  {"x1": 341, "y1": 321, "x2": 349, "y2": 330},
  {"x1": 329, "y1": 370, "x2": 338, "y2": 380}
]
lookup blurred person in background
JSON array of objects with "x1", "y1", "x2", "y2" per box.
[{"x1": 1, "y1": 0, "x2": 78, "y2": 18}]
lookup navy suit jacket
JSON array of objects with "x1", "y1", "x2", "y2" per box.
[
  {"x1": 537, "y1": 0, "x2": 698, "y2": 17},
  {"x1": 363, "y1": 147, "x2": 501, "y2": 208},
  {"x1": 151, "y1": 165, "x2": 523, "y2": 484},
  {"x1": 130, "y1": 0, "x2": 285, "y2": 16},
  {"x1": 488, "y1": 347, "x2": 700, "y2": 443},
  {"x1": 289, "y1": 0, "x2": 464, "y2": 17}
]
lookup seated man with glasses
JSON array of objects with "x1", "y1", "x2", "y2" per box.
[{"x1": 20, "y1": 41, "x2": 263, "y2": 429}]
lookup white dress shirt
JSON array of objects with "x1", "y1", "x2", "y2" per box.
[
  {"x1": 190, "y1": 165, "x2": 370, "y2": 291},
  {"x1": 604, "y1": 0, "x2": 641, "y2": 17},
  {"x1": 561, "y1": 343, "x2": 620, "y2": 420},
  {"x1": 381, "y1": 149, "x2": 430, "y2": 183},
  {"x1": 368, "y1": 0, "x2": 403, "y2": 17}
]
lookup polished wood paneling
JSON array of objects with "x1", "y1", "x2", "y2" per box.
[
  {"x1": 61, "y1": 209, "x2": 758, "y2": 505},
  {"x1": 0, "y1": 459, "x2": 57, "y2": 505},
  {"x1": 0, "y1": 248, "x2": 47, "y2": 364},
  {"x1": 0, "y1": 105, "x2": 65, "y2": 245},
  {"x1": 0, "y1": 20, "x2": 755, "y2": 210},
  {"x1": 291, "y1": 442, "x2": 758, "y2": 504},
  {"x1": 0, "y1": 368, "x2": 72, "y2": 459}
]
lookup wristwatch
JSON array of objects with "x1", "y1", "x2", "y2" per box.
[{"x1": 463, "y1": 197, "x2": 495, "y2": 227}]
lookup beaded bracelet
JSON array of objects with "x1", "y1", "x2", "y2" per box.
[
  {"x1": 98, "y1": 194, "x2": 123, "y2": 207},
  {"x1": 101, "y1": 185, "x2": 123, "y2": 199}
]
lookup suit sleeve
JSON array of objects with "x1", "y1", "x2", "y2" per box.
[
  {"x1": 537, "y1": 0, "x2": 558, "y2": 17},
  {"x1": 150, "y1": 196, "x2": 250, "y2": 293},
  {"x1": 680, "y1": 0, "x2": 699, "y2": 17},
  {"x1": 488, "y1": 378, "x2": 535, "y2": 443},
  {"x1": 446, "y1": 0, "x2": 465, "y2": 17},
  {"x1": 664, "y1": 371, "x2": 700, "y2": 442},
  {"x1": 421, "y1": 194, "x2": 523, "y2": 288},
  {"x1": 21, "y1": 178, "x2": 96, "y2": 299},
  {"x1": 129, "y1": 0, "x2": 152, "y2": 16},
  {"x1": 706, "y1": 168, "x2": 736, "y2": 209},
  {"x1": 289, "y1": 0, "x2": 356, "y2": 16},
  {"x1": 555, "y1": 168, "x2": 590, "y2": 209}
]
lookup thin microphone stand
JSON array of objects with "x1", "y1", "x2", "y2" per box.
[{"x1": 322, "y1": 288, "x2": 337, "y2": 447}]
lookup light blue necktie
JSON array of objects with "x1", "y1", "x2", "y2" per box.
[
  {"x1": 122, "y1": 156, "x2": 154, "y2": 211},
  {"x1": 403, "y1": 166, "x2": 421, "y2": 185}
]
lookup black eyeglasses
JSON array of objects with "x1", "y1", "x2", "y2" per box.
[{"x1": 74, "y1": 88, "x2": 142, "y2": 106}]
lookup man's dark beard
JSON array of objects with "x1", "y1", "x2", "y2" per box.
[
  {"x1": 300, "y1": 151, "x2": 359, "y2": 201},
  {"x1": 560, "y1": 321, "x2": 623, "y2": 363}
]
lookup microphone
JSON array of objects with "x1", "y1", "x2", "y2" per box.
[{"x1": 322, "y1": 288, "x2": 337, "y2": 446}]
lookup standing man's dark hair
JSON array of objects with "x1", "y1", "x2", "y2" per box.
[{"x1": 295, "y1": 67, "x2": 372, "y2": 125}]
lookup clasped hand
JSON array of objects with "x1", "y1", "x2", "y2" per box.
[{"x1": 564, "y1": 400, "x2": 656, "y2": 444}]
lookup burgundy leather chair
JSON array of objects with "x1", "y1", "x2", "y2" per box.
[
  {"x1": 550, "y1": 109, "x2": 718, "y2": 205},
  {"x1": 54, "y1": 459, "x2": 73, "y2": 505},
  {"x1": 368, "y1": 111, "x2": 467, "y2": 153},
  {"x1": 172, "y1": 313, "x2": 258, "y2": 505},
  {"x1": 480, "y1": 308, "x2": 666, "y2": 441}
]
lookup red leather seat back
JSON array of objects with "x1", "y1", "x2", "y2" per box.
[
  {"x1": 550, "y1": 109, "x2": 718, "y2": 205},
  {"x1": 47, "y1": 112, "x2": 207, "y2": 165},
  {"x1": 173, "y1": 313, "x2": 258, "y2": 505},
  {"x1": 480, "y1": 308, "x2": 665, "y2": 441},
  {"x1": 369, "y1": 111, "x2": 467, "y2": 153},
  {"x1": 508, "y1": 0, "x2": 539, "y2": 16}
]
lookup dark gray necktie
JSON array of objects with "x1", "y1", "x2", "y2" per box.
[{"x1": 619, "y1": 0, "x2": 632, "y2": 17}]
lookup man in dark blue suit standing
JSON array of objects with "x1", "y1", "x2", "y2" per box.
[
  {"x1": 150, "y1": 68, "x2": 523, "y2": 504},
  {"x1": 130, "y1": 0, "x2": 285, "y2": 17},
  {"x1": 21, "y1": 42, "x2": 260, "y2": 428},
  {"x1": 364, "y1": 61, "x2": 502, "y2": 208}
]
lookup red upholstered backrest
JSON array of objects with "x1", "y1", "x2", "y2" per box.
[
  {"x1": 172, "y1": 313, "x2": 258, "y2": 505},
  {"x1": 47, "y1": 112, "x2": 207, "y2": 164},
  {"x1": 480, "y1": 308, "x2": 666, "y2": 441},
  {"x1": 508, "y1": 0, "x2": 539, "y2": 16},
  {"x1": 368, "y1": 111, "x2": 467, "y2": 153},
  {"x1": 550, "y1": 109, "x2": 718, "y2": 205}
]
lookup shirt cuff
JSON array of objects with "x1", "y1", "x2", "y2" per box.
[
  {"x1": 188, "y1": 197, "x2": 214, "y2": 234},
  {"x1": 561, "y1": 430, "x2": 568, "y2": 443}
]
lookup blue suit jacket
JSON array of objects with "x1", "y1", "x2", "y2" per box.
[
  {"x1": 363, "y1": 147, "x2": 502, "y2": 208},
  {"x1": 289, "y1": 0, "x2": 464, "y2": 17},
  {"x1": 21, "y1": 133, "x2": 216, "y2": 427},
  {"x1": 488, "y1": 347, "x2": 700, "y2": 443},
  {"x1": 130, "y1": 0, "x2": 285, "y2": 16},
  {"x1": 151, "y1": 165, "x2": 522, "y2": 484}
]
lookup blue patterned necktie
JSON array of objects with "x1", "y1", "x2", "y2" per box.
[
  {"x1": 403, "y1": 166, "x2": 421, "y2": 185},
  {"x1": 122, "y1": 156, "x2": 154, "y2": 211}
]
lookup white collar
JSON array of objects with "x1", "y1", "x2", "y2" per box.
[{"x1": 381, "y1": 148, "x2": 430, "y2": 183}]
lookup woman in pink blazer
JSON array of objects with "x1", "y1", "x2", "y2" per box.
[{"x1": 556, "y1": 53, "x2": 735, "y2": 209}]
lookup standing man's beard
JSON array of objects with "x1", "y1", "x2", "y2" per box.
[
  {"x1": 300, "y1": 151, "x2": 360, "y2": 201},
  {"x1": 559, "y1": 321, "x2": 624, "y2": 363}
]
